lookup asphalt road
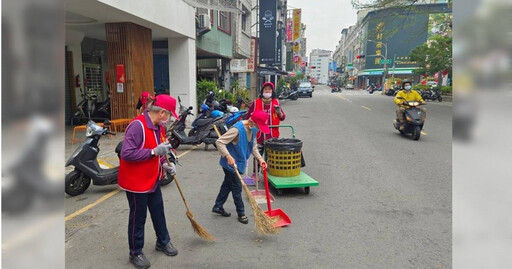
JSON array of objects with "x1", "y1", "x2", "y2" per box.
[{"x1": 65, "y1": 85, "x2": 452, "y2": 268}]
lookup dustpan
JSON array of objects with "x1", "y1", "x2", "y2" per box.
[
  {"x1": 242, "y1": 160, "x2": 256, "y2": 186},
  {"x1": 263, "y1": 168, "x2": 291, "y2": 227},
  {"x1": 250, "y1": 157, "x2": 275, "y2": 204}
]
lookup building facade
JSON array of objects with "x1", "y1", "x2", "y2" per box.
[{"x1": 309, "y1": 49, "x2": 332, "y2": 84}]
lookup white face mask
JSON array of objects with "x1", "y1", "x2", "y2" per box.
[
  {"x1": 404, "y1": 85, "x2": 412, "y2": 91},
  {"x1": 263, "y1": 92, "x2": 272, "y2": 98}
]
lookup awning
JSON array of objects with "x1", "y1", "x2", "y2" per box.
[
  {"x1": 182, "y1": 0, "x2": 242, "y2": 13},
  {"x1": 257, "y1": 66, "x2": 288, "y2": 76}
]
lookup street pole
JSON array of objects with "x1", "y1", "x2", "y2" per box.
[
  {"x1": 391, "y1": 54, "x2": 396, "y2": 80},
  {"x1": 381, "y1": 42, "x2": 388, "y2": 95}
]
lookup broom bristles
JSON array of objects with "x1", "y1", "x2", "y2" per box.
[
  {"x1": 242, "y1": 183, "x2": 281, "y2": 235},
  {"x1": 186, "y1": 211, "x2": 216, "y2": 241}
]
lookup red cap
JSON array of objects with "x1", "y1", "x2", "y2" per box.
[
  {"x1": 262, "y1": 82, "x2": 275, "y2": 91},
  {"x1": 250, "y1": 110, "x2": 270, "y2": 134},
  {"x1": 153, "y1": 95, "x2": 179, "y2": 119}
]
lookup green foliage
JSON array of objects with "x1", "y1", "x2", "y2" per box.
[
  {"x1": 228, "y1": 79, "x2": 251, "y2": 104},
  {"x1": 410, "y1": 35, "x2": 452, "y2": 77},
  {"x1": 196, "y1": 78, "x2": 218, "y2": 109},
  {"x1": 276, "y1": 78, "x2": 287, "y2": 96},
  {"x1": 440, "y1": 86, "x2": 452, "y2": 95},
  {"x1": 413, "y1": 84, "x2": 429, "y2": 91}
]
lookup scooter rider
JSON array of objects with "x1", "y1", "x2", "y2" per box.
[
  {"x1": 394, "y1": 80, "x2": 426, "y2": 130},
  {"x1": 118, "y1": 94, "x2": 180, "y2": 269}
]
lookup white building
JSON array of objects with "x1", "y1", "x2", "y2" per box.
[{"x1": 309, "y1": 49, "x2": 332, "y2": 84}]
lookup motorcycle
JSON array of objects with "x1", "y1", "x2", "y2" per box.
[
  {"x1": 393, "y1": 97, "x2": 426, "y2": 141},
  {"x1": 367, "y1": 85, "x2": 376, "y2": 94},
  {"x1": 70, "y1": 88, "x2": 111, "y2": 125},
  {"x1": 330, "y1": 85, "x2": 342, "y2": 93},
  {"x1": 421, "y1": 88, "x2": 442, "y2": 102},
  {"x1": 168, "y1": 97, "x2": 218, "y2": 150},
  {"x1": 65, "y1": 120, "x2": 175, "y2": 196},
  {"x1": 386, "y1": 86, "x2": 399, "y2": 96},
  {"x1": 278, "y1": 86, "x2": 298, "y2": 100}
]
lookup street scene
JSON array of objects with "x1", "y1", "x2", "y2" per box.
[
  {"x1": 61, "y1": 0, "x2": 453, "y2": 268},
  {"x1": 65, "y1": 86, "x2": 452, "y2": 268}
]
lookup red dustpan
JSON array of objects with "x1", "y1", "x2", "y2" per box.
[
  {"x1": 250, "y1": 157, "x2": 275, "y2": 204},
  {"x1": 263, "y1": 168, "x2": 291, "y2": 227}
]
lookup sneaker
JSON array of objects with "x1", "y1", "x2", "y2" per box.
[
  {"x1": 238, "y1": 215, "x2": 249, "y2": 224},
  {"x1": 399, "y1": 124, "x2": 405, "y2": 131},
  {"x1": 212, "y1": 207, "x2": 231, "y2": 217},
  {"x1": 129, "y1": 253, "x2": 150, "y2": 269},
  {"x1": 155, "y1": 242, "x2": 178, "y2": 256}
]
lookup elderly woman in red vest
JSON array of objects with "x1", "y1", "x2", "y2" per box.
[
  {"x1": 118, "y1": 95, "x2": 180, "y2": 269},
  {"x1": 245, "y1": 81, "x2": 286, "y2": 148}
]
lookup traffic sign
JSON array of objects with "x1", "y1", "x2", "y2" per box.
[{"x1": 379, "y1": 59, "x2": 392, "y2": 64}]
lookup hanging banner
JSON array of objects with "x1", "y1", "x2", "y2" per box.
[
  {"x1": 292, "y1": 9, "x2": 302, "y2": 66},
  {"x1": 275, "y1": 28, "x2": 282, "y2": 66},
  {"x1": 286, "y1": 20, "x2": 292, "y2": 42},
  {"x1": 116, "y1": 64, "x2": 125, "y2": 83},
  {"x1": 259, "y1": 0, "x2": 277, "y2": 65},
  {"x1": 247, "y1": 38, "x2": 256, "y2": 72}
]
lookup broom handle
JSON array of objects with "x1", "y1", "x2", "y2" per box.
[
  {"x1": 262, "y1": 168, "x2": 272, "y2": 212},
  {"x1": 164, "y1": 155, "x2": 192, "y2": 213}
]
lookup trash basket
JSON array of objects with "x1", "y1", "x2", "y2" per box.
[{"x1": 265, "y1": 138, "x2": 303, "y2": 177}]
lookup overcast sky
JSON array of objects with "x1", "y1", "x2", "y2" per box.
[{"x1": 287, "y1": 0, "x2": 359, "y2": 58}]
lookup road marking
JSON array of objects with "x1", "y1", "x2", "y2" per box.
[
  {"x1": 65, "y1": 145, "x2": 199, "y2": 222},
  {"x1": 361, "y1": 106, "x2": 372, "y2": 111},
  {"x1": 337, "y1": 95, "x2": 352, "y2": 103}
]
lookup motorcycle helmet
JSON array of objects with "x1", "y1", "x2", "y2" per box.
[
  {"x1": 228, "y1": 106, "x2": 239, "y2": 113},
  {"x1": 200, "y1": 103, "x2": 209, "y2": 113},
  {"x1": 212, "y1": 101, "x2": 220, "y2": 110},
  {"x1": 211, "y1": 110, "x2": 224, "y2": 118},
  {"x1": 402, "y1": 79, "x2": 413, "y2": 91}
]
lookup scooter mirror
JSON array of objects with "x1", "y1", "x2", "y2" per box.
[{"x1": 189, "y1": 106, "x2": 193, "y2": 110}]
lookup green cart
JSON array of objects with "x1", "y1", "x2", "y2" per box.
[{"x1": 264, "y1": 125, "x2": 319, "y2": 195}]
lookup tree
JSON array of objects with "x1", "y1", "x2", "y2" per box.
[{"x1": 409, "y1": 35, "x2": 452, "y2": 78}]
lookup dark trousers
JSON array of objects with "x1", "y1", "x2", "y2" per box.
[
  {"x1": 214, "y1": 168, "x2": 245, "y2": 217},
  {"x1": 126, "y1": 182, "x2": 170, "y2": 257}
]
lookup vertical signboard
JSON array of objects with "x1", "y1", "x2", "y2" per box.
[
  {"x1": 292, "y1": 9, "x2": 302, "y2": 65},
  {"x1": 248, "y1": 38, "x2": 256, "y2": 72},
  {"x1": 286, "y1": 20, "x2": 292, "y2": 42},
  {"x1": 275, "y1": 28, "x2": 282, "y2": 66},
  {"x1": 259, "y1": 0, "x2": 277, "y2": 65}
]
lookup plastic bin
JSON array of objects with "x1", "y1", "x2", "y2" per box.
[{"x1": 265, "y1": 138, "x2": 303, "y2": 177}]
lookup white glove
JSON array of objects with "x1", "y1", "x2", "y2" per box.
[{"x1": 162, "y1": 162, "x2": 176, "y2": 176}]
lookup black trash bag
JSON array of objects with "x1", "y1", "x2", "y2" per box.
[
  {"x1": 265, "y1": 138, "x2": 303, "y2": 152},
  {"x1": 301, "y1": 152, "x2": 306, "y2": 167}
]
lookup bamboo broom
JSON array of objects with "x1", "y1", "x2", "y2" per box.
[
  {"x1": 165, "y1": 155, "x2": 215, "y2": 241},
  {"x1": 213, "y1": 125, "x2": 280, "y2": 235}
]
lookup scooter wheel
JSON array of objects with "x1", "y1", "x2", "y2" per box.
[
  {"x1": 65, "y1": 170, "x2": 91, "y2": 196},
  {"x1": 160, "y1": 172, "x2": 175, "y2": 186}
]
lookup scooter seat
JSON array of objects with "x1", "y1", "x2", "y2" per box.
[{"x1": 195, "y1": 118, "x2": 213, "y2": 128}]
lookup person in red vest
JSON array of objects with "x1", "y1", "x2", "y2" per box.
[
  {"x1": 136, "y1": 91, "x2": 153, "y2": 115},
  {"x1": 245, "y1": 81, "x2": 286, "y2": 148},
  {"x1": 118, "y1": 94, "x2": 180, "y2": 269}
]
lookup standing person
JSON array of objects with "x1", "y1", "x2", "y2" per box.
[
  {"x1": 213, "y1": 110, "x2": 268, "y2": 224},
  {"x1": 136, "y1": 91, "x2": 153, "y2": 115},
  {"x1": 119, "y1": 94, "x2": 180, "y2": 269},
  {"x1": 245, "y1": 82, "x2": 286, "y2": 148}
]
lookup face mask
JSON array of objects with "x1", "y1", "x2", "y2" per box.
[
  {"x1": 404, "y1": 85, "x2": 412, "y2": 91},
  {"x1": 263, "y1": 92, "x2": 272, "y2": 99},
  {"x1": 161, "y1": 118, "x2": 170, "y2": 126}
]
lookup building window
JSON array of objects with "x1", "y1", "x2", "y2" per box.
[
  {"x1": 218, "y1": 11, "x2": 231, "y2": 35},
  {"x1": 241, "y1": 13, "x2": 247, "y2": 32}
]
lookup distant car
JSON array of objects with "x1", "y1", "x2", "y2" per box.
[
  {"x1": 297, "y1": 82, "x2": 313, "y2": 97},
  {"x1": 345, "y1": 83, "x2": 354, "y2": 90}
]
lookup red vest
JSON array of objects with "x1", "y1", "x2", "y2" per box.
[
  {"x1": 118, "y1": 114, "x2": 165, "y2": 192},
  {"x1": 255, "y1": 98, "x2": 280, "y2": 139}
]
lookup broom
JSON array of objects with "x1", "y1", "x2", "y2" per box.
[
  {"x1": 165, "y1": 155, "x2": 215, "y2": 241},
  {"x1": 213, "y1": 125, "x2": 281, "y2": 235}
]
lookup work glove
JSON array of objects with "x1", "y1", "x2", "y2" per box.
[
  {"x1": 153, "y1": 141, "x2": 172, "y2": 156},
  {"x1": 162, "y1": 162, "x2": 176, "y2": 176}
]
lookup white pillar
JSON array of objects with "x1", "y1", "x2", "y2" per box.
[{"x1": 168, "y1": 37, "x2": 196, "y2": 112}]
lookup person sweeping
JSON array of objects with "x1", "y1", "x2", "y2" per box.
[{"x1": 213, "y1": 110, "x2": 268, "y2": 224}]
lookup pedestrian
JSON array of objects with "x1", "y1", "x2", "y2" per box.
[
  {"x1": 136, "y1": 91, "x2": 153, "y2": 115},
  {"x1": 213, "y1": 110, "x2": 268, "y2": 224},
  {"x1": 245, "y1": 81, "x2": 286, "y2": 150},
  {"x1": 118, "y1": 94, "x2": 180, "y2": 269}
]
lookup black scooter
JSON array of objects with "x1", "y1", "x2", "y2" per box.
[
  {"x1": 278, "y1": 87, "x2": 298, "y2": 100},
  {"x1": 70, "y1": 88, "x2": 111, "y2": 125},
  {"x1": 393, "y1": 97, "x2": 426, "y2": 141},
  {"x1": 167, "y1": 97, "x2": 217, "y2": 150},
  {"x1": 421, "y1": 88, "x2": 442, "y2": 102},
  {"x1": 65, "y1": 120, "x2": 175, "y2": 196}
]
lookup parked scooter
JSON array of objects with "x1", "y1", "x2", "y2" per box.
[
  {"x1": 65, "y1": 120, "x2": 175, "y2": 196},
  {"x1": 386, "y1": 86, "x2": 399, "y2": 96},
  {"x1": 70, "y1": 88, "x2": 111, "y2": 125},
  {"x1": 393, "y1": 97, "x2": 426, "y2": 140},
  {"x1": 421, "y1": 88, "x2": 442, "y2": 102},
  {"x1": 278, "y1": 86, "x2": 299, "y2": 100},
  {"x1": 167, "y1": 97, "x2": 217, "y2": 150}
]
